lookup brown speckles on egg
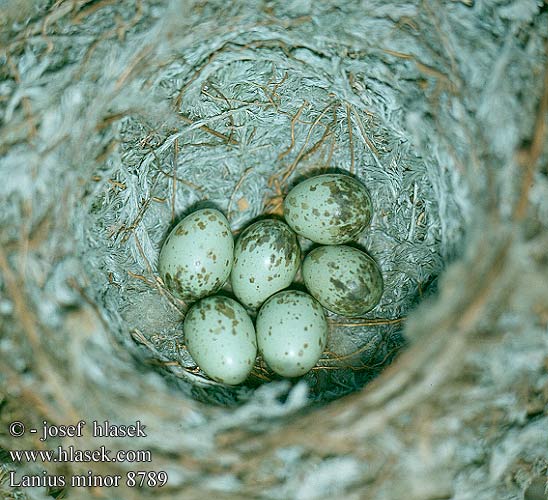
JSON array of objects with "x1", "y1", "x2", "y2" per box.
[
  {"x1": 159, "y1": 208, "x2": 234, "y2": 300},
  {"x1": 215, "y1": 299, "x2": 236, "y2": 319},
  {"x1": 255, "y1": 290, "x2": 327, "y2": 377},
  {"x1": 231, "y1": 219, "x2": 300, "y2": 309},
  {"x1": 283, "y1": 174, "x2": 373, "y2": 245},
  {"x1": 329, "y1": 277, "x2": 346, "y2": 291},
  {"x1": 183, "y1": 296, "x2": 257, "y2": 385},
  {"x1": 303, "y1": 245, "x2": 383, "y2": 317}
]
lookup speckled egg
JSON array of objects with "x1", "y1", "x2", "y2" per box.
[
  {"x1": 231, "y1": 219, "x2": 301, "y2": 309},
  {"x1": 158, "y1": 208, "x2": 233, "y2": 300},
  {"x1": 256, "y1": 290, "x2": 328, "y2": 377},
  {"x1": 183, "y1": 296, "x2": 257, "y2": 385},
  {"x1": 302, "y1": 245, "x2": 383, "y2": 317},
  {"x1": 283, "y1": 174, "x2": 373, "y2": 244}
]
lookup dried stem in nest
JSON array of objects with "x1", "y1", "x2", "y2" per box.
[
  {"x1": 227, "y1": 167, "x2": 255, "y2": 219},
  {"x1": 513, "y1": 43, "x2": 548, "y2": 221}
]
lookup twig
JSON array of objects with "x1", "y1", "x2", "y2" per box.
[
  {"x1": 513, "y1": 46, "x2": 548, "y2": 221},
  {"x1": 330, "y1": 316, "x2": 405, "y2": 327},
  {"x1": 296, "y1": 112, "x2": 336, "y2": 166},
  {"x1": 205, "y1": 82, "x2": 236, "y2": 143},
  {"x1": 156, "y1": 166, "x2": 204, "y2": 192},
  {"x1": 114, "y1": 44, "x2": 154, "y2": 91},
  {"x1": 127, "y1": 270, "x2": 156, "y2": 287},
  {"x1": 179, "y1": 113, "x2": 239, "y2": 145},
  {"x1": 351, "y1": 105, "x2": 381, "y2": 164},
  {"x1": 408, "y1": 182, "x2": 418, "y2": 241},
  {"x1": 382, "y1": 48, "x2": 456, "y2": 93},
  {"x1": 6, "y1": 55, "x2": 37, "y2": 136},
  {"x1": 277, "y1": 100, "x2": 308, "y2": 161},
  {"x1": 325, "y1": 130, "x2": 337, "y2": 166},
  {"x1": 72, "y1": 0, "x2": 117, "y2": 23},
  {"x1": 131, "y1": 231, "x2": 187, "y2": 314},
  {"x1": 171, "y1": 138, "x2": 178, "y2": 223},
  {"x1": 319, "y1": 345, "x2": 400, "y2": 370},
  {"x1": 346, "y1": 104, "x2": 355, "y2": 174},
  {"x1": 281, "y1": 101, "x2": 337, "y2": 184},
  {"x1": 227, "y1": 167, "x2": 254, "y2": 218}
]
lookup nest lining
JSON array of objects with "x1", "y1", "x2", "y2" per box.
[{"x1": 78, "y1": 21, "x2": 455, "y2": 405}]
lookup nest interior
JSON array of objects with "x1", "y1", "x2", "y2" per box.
[
  {"x1": 1, "y1": 1, "x2": 548, "y2": 499},
  {"x1": 83, "y1": 16, "x2": 453, "y2": 405}
]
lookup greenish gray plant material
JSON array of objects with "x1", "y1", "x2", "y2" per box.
[{"x1": 1, "y1": 0, "x2": 547, "y2": 499}]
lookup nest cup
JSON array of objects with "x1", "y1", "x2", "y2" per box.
[
  {"x1": 2, "y1": 1, "x2": 547, "y2": 498},
  {"x1": 83, "y1": 23, "x2": 447, "y2": 406}
]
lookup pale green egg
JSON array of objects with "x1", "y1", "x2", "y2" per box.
[
  {"x1": 283, "y1": 174, "x2": 372, "y2": 244},
  {"x1": 231, "y1": 219, "x2": 300, "y2": 309},
  {"x1": 183, "y1": 296, "x2": 257, "y2": 385},
  {"x1": 256, "y1": 290, "x2": 328, "y2": 377},
  {"x1": 159, "y1": 208, "x2": 233, "y2": 300},
  {"x1": 302, "y1": 245, "x2": 383, "y2": 317}
]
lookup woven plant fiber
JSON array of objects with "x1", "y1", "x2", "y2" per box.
[{"x1": 1, "y1": 0, "x2": 548, "y2": 499}]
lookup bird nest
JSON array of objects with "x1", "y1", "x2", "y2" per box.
[
  {"x1": 90, "y1": 42, "x2": 441, "y2": 404},
  {"x1": 1, "y1": 1, "x2": 547, "y2": 499}
]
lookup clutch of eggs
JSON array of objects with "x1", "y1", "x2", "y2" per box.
[{"x1": 157, "y1": 173, "x2": 383, "y2": 384}]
